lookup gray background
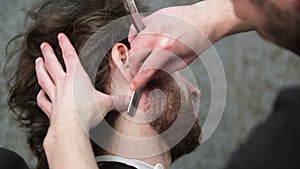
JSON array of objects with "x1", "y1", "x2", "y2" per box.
[{"x1": 1, "y1": 0, "x2": 299, "y2": 169}]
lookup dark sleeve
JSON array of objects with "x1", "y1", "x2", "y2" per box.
[
  {"x1": 0, "y1": 148, "x2": 30, "y2": 169},
  {"x1": 223, "y1": 86, "x2": 300, "y2": 169},
  {"x1": 98, "y1": 161, "x2": 137, "y2": 169}
]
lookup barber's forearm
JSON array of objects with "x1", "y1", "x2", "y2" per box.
[
  {"x1": 43, "y1": 123, "x2": 98, "y2": 169},
  {"x1": 221, "y1": 0, "x2": 255, "y2": 37},
  {"x1": 193, "y1": 0, "x2": 255, "y2": 42}
]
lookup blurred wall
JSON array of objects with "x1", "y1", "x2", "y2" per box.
[
  {"x1": 0, "y1": 0, "x2": 37, "y2": 168},
  {"x1": 0, "y1": 0, "x2": 299, "y2": 169}
]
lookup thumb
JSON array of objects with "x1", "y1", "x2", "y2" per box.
[
  {"x1": 128, "y1": 24, "x2": 138, "y2": 44},
  {"x1": 110, "y1": 95, "x2": 131, "y2": 112}
]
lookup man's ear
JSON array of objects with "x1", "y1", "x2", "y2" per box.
[{"x1": 111, "y1": 43, "x2": 132, "y2": 83}]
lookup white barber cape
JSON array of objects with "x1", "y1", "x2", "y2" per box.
[{"x1": 96, "y1": 155, "x2": 164, "y2": 169}]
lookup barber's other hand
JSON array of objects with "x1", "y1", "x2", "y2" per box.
[
  {"x1": 35, "y1": 33, "x2": 129, "y2": 132},
  {"x1": 128, "y1": 0, "x2": 252, "y2": 90}
]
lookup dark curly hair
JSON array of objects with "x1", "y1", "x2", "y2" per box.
[{"x1": 5, "y1": 0, "x2": 129, "y2": 168}]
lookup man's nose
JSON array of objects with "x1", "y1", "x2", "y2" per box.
[
  {"x1": 188, "y1": 84, "x2": 201, "y2": 101},
  {"x1": 181, "y1": 77, "x2": 201, "y2": 101}
]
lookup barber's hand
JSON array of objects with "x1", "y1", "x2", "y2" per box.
[
  {"x1": 128, "y1": 2, "x2": 213, "y2": 91},
  {"x1": 35, "y1": 33, "x2": 129, "y2": 132},
  {"x1": 128, "y1": 0, "x2": 252, "y2": 90}
]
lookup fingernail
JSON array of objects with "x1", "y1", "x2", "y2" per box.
[
  {"x1": 129, "y1": 83, "x2": 135, "y2": 91},
  {"x1": 35, "y1": 57, "x2": 41, "y2": 63},
  {"x1": 40, "y1": 42, "x2": 46, "y2": 49},
  {"x1": 58, "y1": 33, "x2": 63, "y2": 40}
]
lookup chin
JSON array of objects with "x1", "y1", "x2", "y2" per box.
[
  {"x1": 169, "y1": 119, "x2": 201, "y2": 162},
  {"x1": 150, "y1": 107, "x2": 201, "y2": 162},
  {"x1": 143, "y1": 76, "x2": 202, "y2": 162}
]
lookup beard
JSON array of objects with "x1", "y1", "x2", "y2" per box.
[
  {"x1": 143, "y1": 76, "x2": 201, "y2": 162},
  {"x1": 253, "y1": 0, "x2": 300, "y2": 55},
  {"x1": 92, "y1": 75, "x2": 201, "y2": 161}
]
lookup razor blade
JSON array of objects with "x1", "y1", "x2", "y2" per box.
[
  {"x1": 123, "y1": 0, "x2": 146, "y2": 116},
  {"x1": 123, "y1": 0, "x2": 145, "y2": 32},
  {"x1": 127, "y1": 87, "x2": 144, "y2": 116}
]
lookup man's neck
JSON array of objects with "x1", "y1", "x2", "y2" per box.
[{"x1": 100, "y1": 113, "x2": 172, "y2": 169}]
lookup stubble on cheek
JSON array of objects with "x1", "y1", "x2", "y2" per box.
[{"x1": 146, "y1": 78, "x2": 201, "y2": 153}]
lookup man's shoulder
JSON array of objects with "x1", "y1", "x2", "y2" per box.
[{"x1": 273, "y1": 85, "x2": 300, "y2": 115}]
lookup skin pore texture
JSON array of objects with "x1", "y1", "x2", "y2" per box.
[{"x1": 95, "y1": 43, "x2": 201, "y2": 169}]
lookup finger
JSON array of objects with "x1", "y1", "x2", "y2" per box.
[
  {"x1": 35, "y1": 57, "x2": 55, "y2": 100},
  {"x1": 128, "y1": 13, "x2": 154, "y2": 44},
  {"x1": 128, "y1": 47, "x2": 152, "y2": 76},
  {"x1": 129, "y1": 33, "x2": 174, "y2": 76},
  {"x1": 37, "y1": 90, "x2": 52, "y2": 118},
  {"x1": 130, "y1": 49, "x2": 171, "y2": 90},
  {"x1": 58, "y1": 33, "x2": 80, "y2": 73},
  {"x1": 111, "y1": 95, "x2": 131, "y2": 112},
  {"x1": 40, "y1": 42, "x2": 65, "y2": 82},
  {"x1": 130, "y1": 69, "x2": 157, "y2": 91},
  {"x1": 96, "y1": 93, "x2": 130, "y2": 113},
  {"x1": 128, "y1": 24, "x2": 138, "y2": 44},
  {"x1": 159, "y1": 54, "x2": 191, "y2": 74},
  {"x1": 129, "y1": 33, "x2": 156, "y2": 54}
]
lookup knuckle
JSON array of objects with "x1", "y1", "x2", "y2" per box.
[
  {"x1": 44, "y1": 58, "x2": 53, "y2": 69},
  {"x1": 62, "y1": 47, "x2": 77, "y2": 58},
  {"x1": 104, "y1": 95, "x2": 113, "y2": 107},
  {"x1": 65, "y1": 53, "x2": 79, "y2": 64},
  {"x1": 158, "y1": 38, "x2": 174, "y2": 51},
  {"x1": 39, "y1": 81, "x2": 54, "y2": 98},
  {"x1": 63, "y1": 53, "x2": 74, "y2": 58},
  {"x1": 38, "y1": 80, "x2": 53, "y2": 94},
  {"x1": 37, "y1": 76, "x2": 45, "y2": 87},
  {"x1": 140, "y1": 68, "x2": 155, "y2": 77}
]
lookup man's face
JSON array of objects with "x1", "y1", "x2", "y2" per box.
[
  {"x1": 132, "y1": 72, "x2": 202, "y2": 160},
  {"x1": 107, "y1": 43, "x2": 201, "y2": 160},
  {"x1": 232, "y1": 0, "x2": 300, "y2": 54}
]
